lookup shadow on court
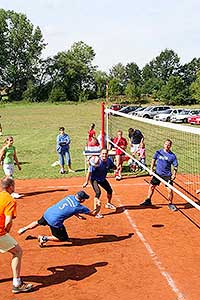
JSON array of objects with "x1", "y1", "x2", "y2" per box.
[
  {"x1": 25, "y1": 233, "x2": 134, "y2": 247},
  {"x1": 21, "y1": 188, "x2": 68, "y2": 197},
  {"x1": 104, "y1": 205, "x2": 161, "y2": 216},
  {"x1": 0, "y1": 262, "x2": 108, "y2": 291}
]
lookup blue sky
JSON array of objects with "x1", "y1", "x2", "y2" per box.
[{"x1": 0, "y1": 0, "x2": 199, "y2": 71}]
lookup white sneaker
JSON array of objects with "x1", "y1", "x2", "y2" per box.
[
  {"x1": 105, "y1": 203, "x2": 116, "y2": 210},
  {"x1": 38, "y1": 235, "x2": 48, "y2": 247},
  {"x1": 95, "y1": 213, "x2": 104, "y2": 219},
  {"x1": 51, "y1": 161, "x2": 59, "y2": 167},
  {"x1": 116, "y1": 175, "x2": 121, "y2": 181},
  {"x1": 11, "y1": 192, "x2": 22, "y2": 199}
]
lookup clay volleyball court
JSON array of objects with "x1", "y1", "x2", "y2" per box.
[{"x1": 1, "y1": 175, "x2": 200, "y2": 300}]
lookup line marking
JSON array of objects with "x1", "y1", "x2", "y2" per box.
[{"x1": 114, "y1": 192, "x2": 185, "y2": 300}]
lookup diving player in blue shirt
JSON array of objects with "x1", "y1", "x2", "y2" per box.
[
  {"x1": 18, "y1": 191, "x2": 99, "y2": 247},
  {"x1": 140, "y1": 139, "x2": 178, "y2": 209}
]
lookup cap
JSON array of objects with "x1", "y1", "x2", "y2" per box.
[{"x1": 76, "y1": 190, "x2": 90, "y2": 200}]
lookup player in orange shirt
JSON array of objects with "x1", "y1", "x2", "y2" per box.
[{"x1": 0, "y1": 177, "x2": 32, "y2": 294}]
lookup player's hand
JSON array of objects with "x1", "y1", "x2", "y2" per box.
[{"x1": 149, "y1": 170, "x2": 153, "y2": 176}]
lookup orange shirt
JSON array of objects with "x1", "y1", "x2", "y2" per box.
[{"x1": 0, "y1": 191, "x2": 16, "y2": 236}]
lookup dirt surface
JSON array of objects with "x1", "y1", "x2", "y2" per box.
[{"x1": 0, "y1": 176, "x2": 200, "y2": 300}]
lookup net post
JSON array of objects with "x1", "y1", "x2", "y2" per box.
[{"x1": 101, "y1": 102, "x2": 105, "y2": 148}]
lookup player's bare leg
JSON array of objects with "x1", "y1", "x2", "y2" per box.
[
  {"x1": 94, "y1": 197, "x2": 103, "y2": 218},
  {"x1": 18, "y1": 220, "x2": 39, "y2": 235}
]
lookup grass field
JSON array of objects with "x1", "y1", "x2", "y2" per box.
[
  {"x1": 0, "y1": 101, "x2": 103, "y2": 179},
  {"x1": 0, "y1": 101, "x2": 199, "y2": 179}
]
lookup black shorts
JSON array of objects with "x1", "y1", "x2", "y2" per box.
[
  {"x1": 91, "y1": 179, "x2": 112, "y2": 198},
  {"x1": 150, "y1": 175, "x2": 173, "y2": 187},
  {"x1": 38, "y1": 216, "x2": 69, "y2": 241}
]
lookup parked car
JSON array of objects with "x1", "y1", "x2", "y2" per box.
[
  {"x1": 137, "y1": 106, "x2": 171, "y2": 118},
  {"x1": 129, "y1": 106, "x2": 147, "y2": 116},
  {"x1": 153, "y1": 108, "x2": 183, "y2": 122},
  {"x1": 188, "y1": 111, "x2": 200, "y2": 124},
  {"x1": 170, "y1": 109, "x2": 200, "y2": 123},
  {"x1": 109, "y1": 104, "x2": 124, "y2": 111},
  {"x1": 118, "y1": 105, "x2": 140, "y2": 114}
]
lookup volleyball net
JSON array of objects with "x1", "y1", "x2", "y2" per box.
[{"x1": 104, "y1": 107, "x2": 200, "y2": 210}]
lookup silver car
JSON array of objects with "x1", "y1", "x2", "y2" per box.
[
  {"x1": 170, "y1": 109, "x2": 200, "y2": 123},
  {"x1": 137, "y1": 106, "x2": 171, "y2": 118},
  {"x1": 153, "y1": 109, "x2": 183, "y2": 122}
]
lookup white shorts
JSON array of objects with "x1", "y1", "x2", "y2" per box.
[
  {"x1": 130, "y1": 144, "x2": 140, "y2": 153},
  {"x1": 3, "y1": 163, "x2": 14, "y2": 176},
  {"x1": 0, "y1": 233, "x2": 18, "y2": 253}
]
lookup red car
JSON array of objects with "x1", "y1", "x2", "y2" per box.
[
  {"x1": 109, "y1": 104, "x2": 124, "y2": 111},
  {"x1": 188, "y1": 114, "x2": 200, "y2": 125}
]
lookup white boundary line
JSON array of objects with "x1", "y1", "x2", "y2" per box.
[{"x1": 114, "y1": 191, "x2": 186, "y2": 300}]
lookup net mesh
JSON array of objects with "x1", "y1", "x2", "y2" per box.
[{"x1": 105, "y1": 107, "x2": 200, "y2": 208}]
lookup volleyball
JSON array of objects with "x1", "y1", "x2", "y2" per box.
[{"x1": 89, "y1": 155, "x2": 100, "y2": 167}]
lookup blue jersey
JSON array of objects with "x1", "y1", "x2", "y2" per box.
[
  {"x1": 44, "y1": 195, "x2": 90, "y2": 228},
  {"x1": 56, "y1": 133, "x2": 70, "y2": 153},
  {"x1": 153, "y1": 149, "x2": 178, "y2": 176},
  {"x1": 90, "y1": 158, "x2": 115, "y2": 182}
]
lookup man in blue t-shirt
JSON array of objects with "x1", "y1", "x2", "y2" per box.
[
  {"x1": 83, "y1": 148, "x2": 118, "y2": 219},
  {"x1": 18, "y1": 191, "x2": 98, "y2": 247},
  {"x1": 140, "y1": 139, "x2": 178, "y2": 209}
]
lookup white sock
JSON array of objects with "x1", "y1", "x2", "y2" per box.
[{"x1": 13, "y1": 277, "x2": 21, "y2": 287}]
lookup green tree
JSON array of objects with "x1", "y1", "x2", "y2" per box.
[
  {"x1": 159, "y1": 75, "x2": 187, "y2": 105},
  {"x1": 190, "y1": 70, "x2": 200, "y2": 103},
  {"x1": 108, "y1": 78, "x2": 122, "y2": 97},
  {"x1": 126, "y1": 62, "x2": 142, "y2": 86},
  {"x1": 0, "y1": 9, "x2": 45, "y2": 100},
  {"x1": 141, "y1": 78, "x2": 164, "y2": 99},
  {"x1": 93, "y1": 70, "x2": 108, "y2": 98},
  {"x1": 142, "y1": 49, "x2": 180, "y2": 83},
  {"x1": 125, "y1": 82, "x2": 141, "y2": 102},
  {"x1": 179, "y1": 58, "x2": 200, "y2": 86},
  {"x1": 109, "y1": 63, "x2": 126, "y2": 93},
  {"x1": 51, "y1": 41, "x2": 96, "y2": 101}
]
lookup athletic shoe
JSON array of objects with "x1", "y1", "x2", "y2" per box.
[
  {"x1": 140, "y1": 198, "x2": 152, "y2": 206},
  {"x1": 51, "y1": 161, "x2": 59, "y2": 167},
  {"x1": 60, "y1": 169, "x2": 65, "y2": 174},
  {"x1": 168, "y1": 204, "x2": 178, "y2": 211},
  {"x1": 95, "y1": 213, "x2": 104, "y2": 219},
  {"x1": 12, "y1": 281, "x2": 33, "y2": 293},
  {"x1": 38, "y1": 235, "x2": 48, "y2": 247},
  {"x1": 105, "y1": 203, "x2": 116, "y2": 210},
  {"x1": 18, "y1": 227, "x2": 26, "y2": 235},
  {"x1": 116, "y1": 175, "x2": 121, "y2": 181},
  {"x1": 11, "y1": 192, "x2": 22, "y2": 199}
]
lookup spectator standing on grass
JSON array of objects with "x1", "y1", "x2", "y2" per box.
[
  {"x1": 87, "y1": 123, "x2": 96, "y2": 145},
  {"x1": 0, "y1": 177, "x2": 32, "y2": 294},
  {"x1": 128, "y1": 128, "x2": 144, "y2": 171},
  {"x1": 112, "y1": 130, "x2": 128, "y2": 180},
  {"x1": 18, "y1": 190, "x2": 99, "y2": 247},
  {"x1": 56, "y1": 127, "x2": 74, "y2": 174},
  {"x1": 137, "y1": 141, "x2": 146, "y2": 170},
  {"x1": 140, "y1": 139, "x2": 178, "y2": 210},
  {"x1": 83, "y1": 148, "x2": 117, "y2": 218},
  {"x1": 0, "y1": 136, "x2": 22, "y2": 199}
]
